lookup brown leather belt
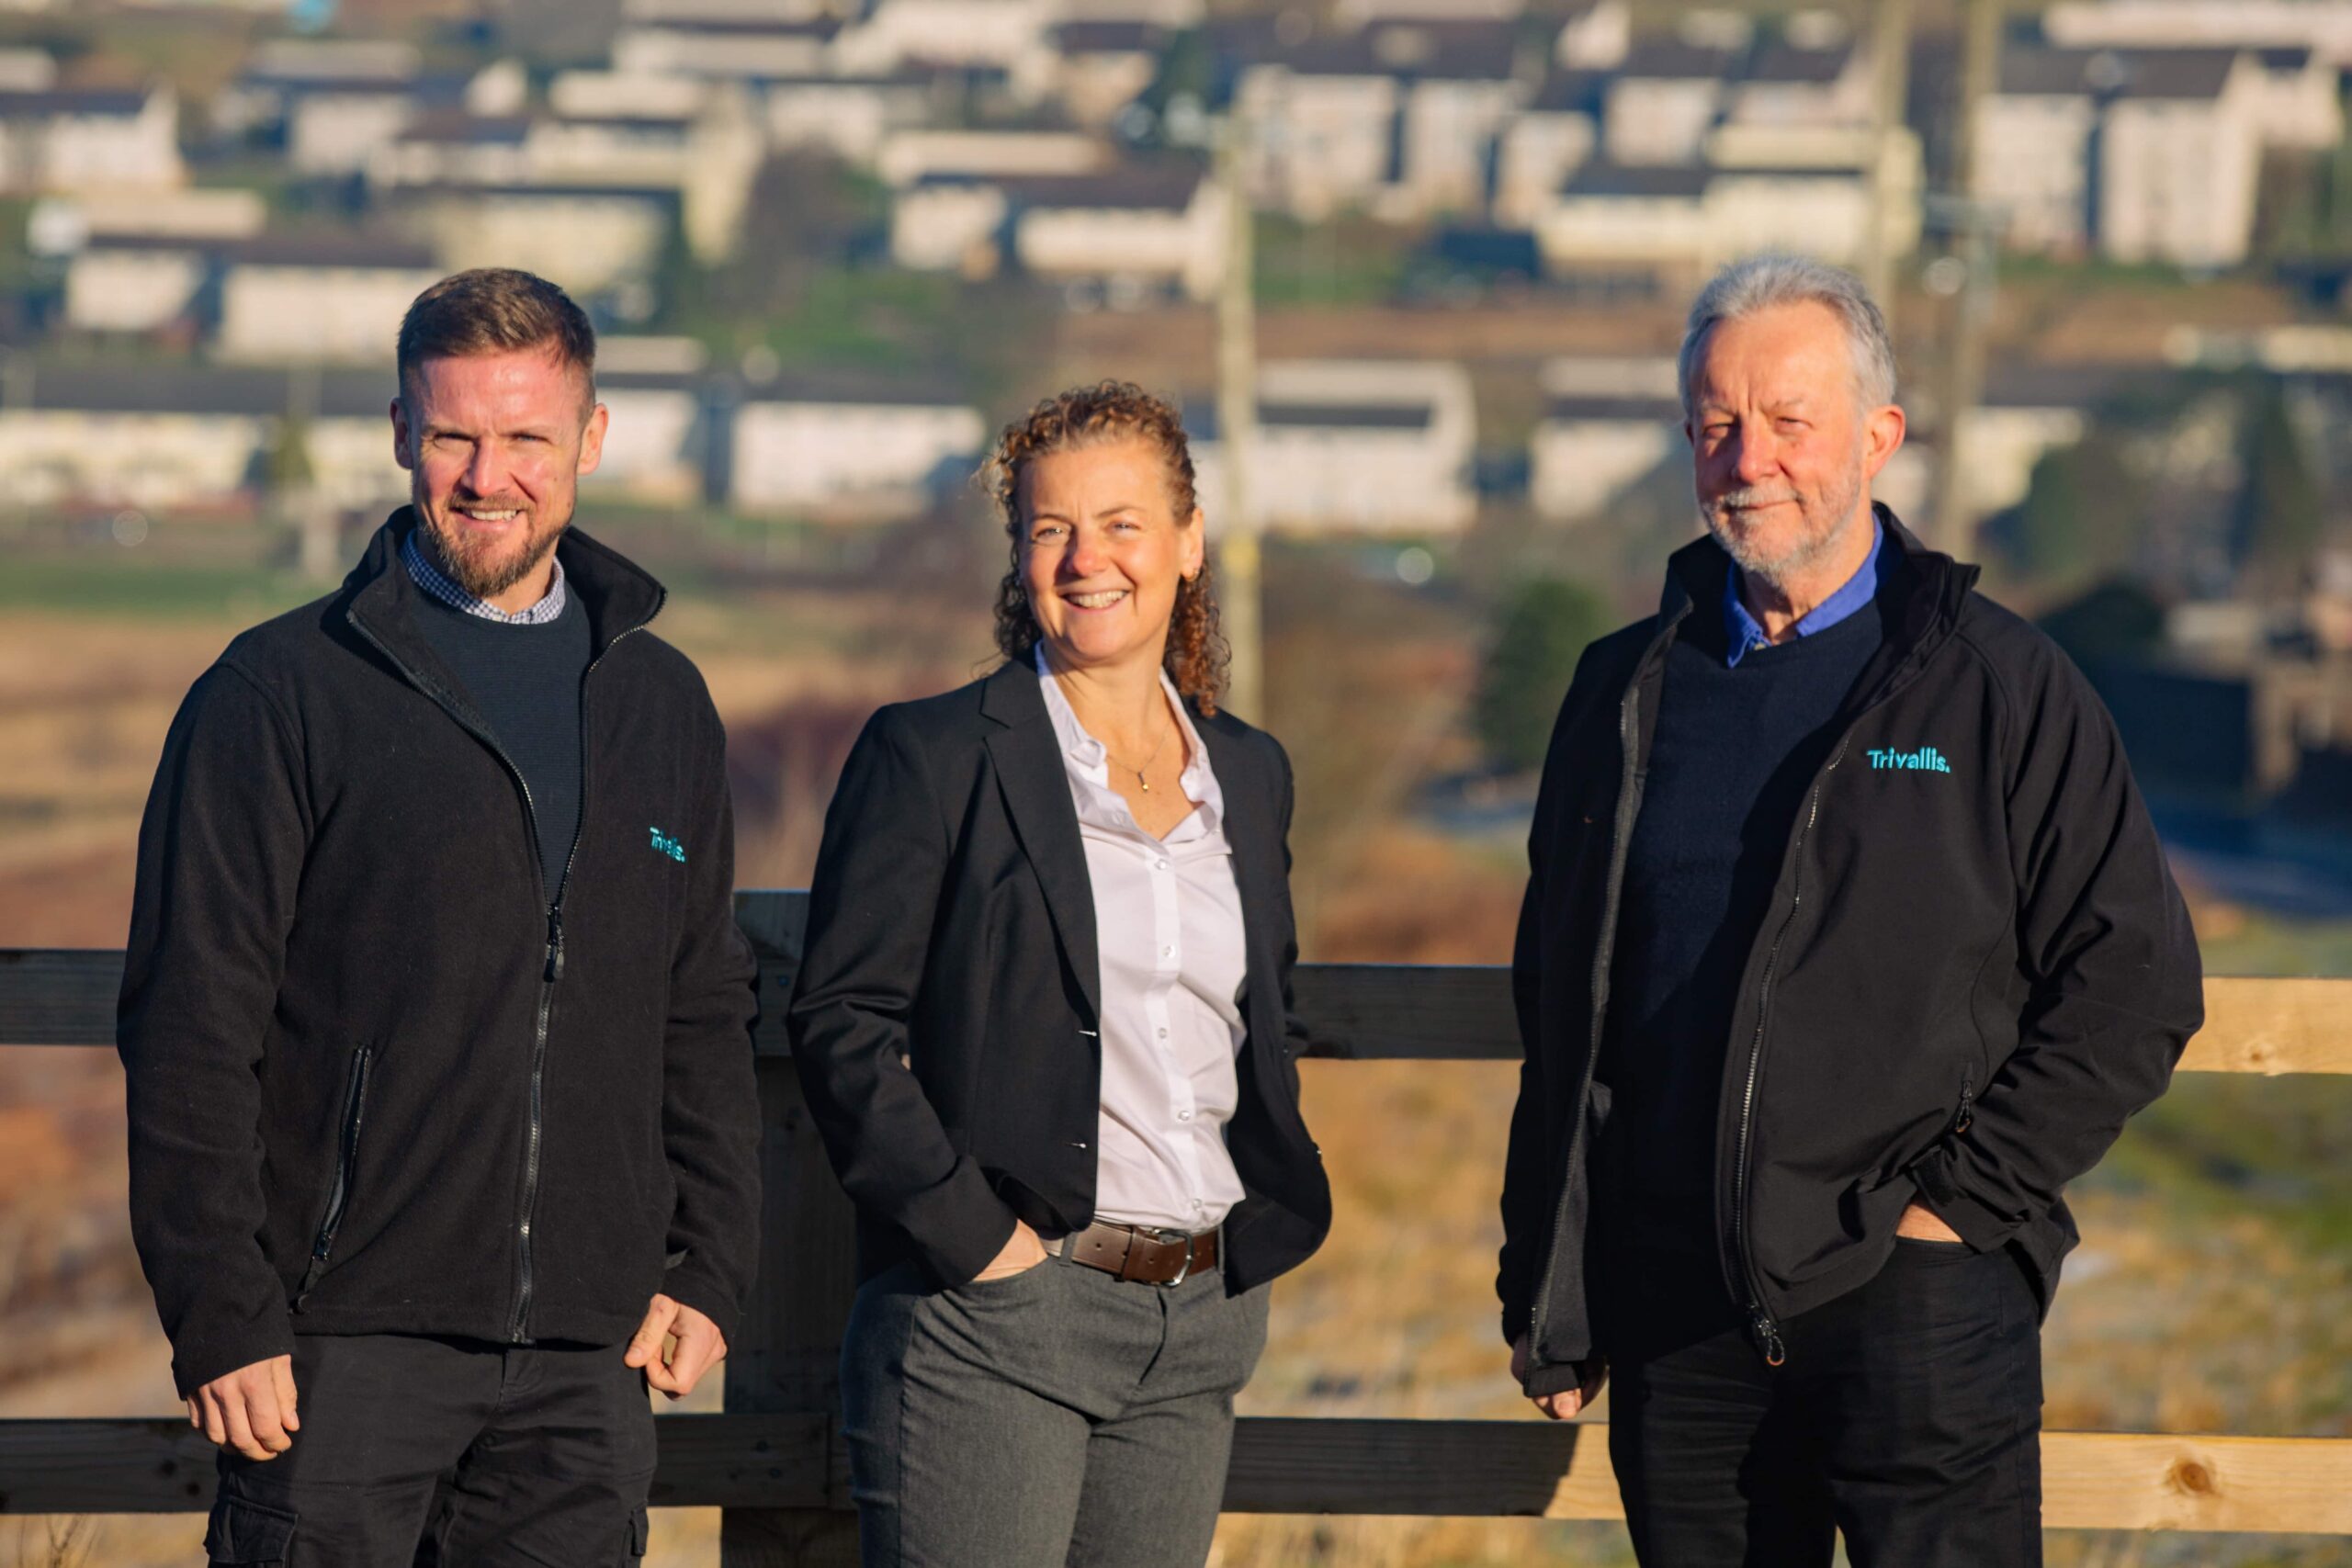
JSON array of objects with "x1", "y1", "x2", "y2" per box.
[{"x1": 1057, "y1": 1220, "x2": 1218, "y2": 1285}]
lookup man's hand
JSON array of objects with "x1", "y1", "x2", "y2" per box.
[
  {"x1": 1511, "y1": 1334, "x2": 1608, "y2": 1421},
  {"x1": 626, "y1": 1293, "x2": 729, "y2": 1399},
  {"x1": 972, "y1": 1219, "x2": 1048, "y2": 1282},
  {"x1": 187, "y1": 1355, "x2": 299, "y2": 1461},
  {"x1": 1896, "y1": 1200, "x2": 1964, "y2": 1243}
]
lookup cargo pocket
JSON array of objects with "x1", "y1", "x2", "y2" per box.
[
  {"x1": 628, "y1": 1503, "x2": 650, "y2": 1562},
  {"x1": 204, "y1": 1491, "x2": 297, "y2": 1564}
]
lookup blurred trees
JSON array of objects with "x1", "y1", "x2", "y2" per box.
[
  {"x1": 2003, "y1": 433, "x2": 2146, "y2": 584},
  {"x1": 1474, "y1": 575, "x2": 1608, "y2": 773},
  {"x1": 2232, "y1": 380, "x2": 2323, "y2": 586},
  {"x1": 2039, "y1": 578, "x2": 2165, "y2": 666}
]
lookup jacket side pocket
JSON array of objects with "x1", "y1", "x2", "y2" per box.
[{"x1": 295, "y1": 1044, "x2": 372, "y2": 1307}]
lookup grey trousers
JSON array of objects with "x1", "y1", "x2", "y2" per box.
[{"x1": 839, "y1": 1251, "x2": 1271, "y2": 1568}]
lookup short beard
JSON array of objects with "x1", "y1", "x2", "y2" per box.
[
  {"x1": 415, "y1": 488, "x2": 567, "y2": 602},
  {"x1": 1702, "y1": 460, "x2": 1864, "y2": 592}
]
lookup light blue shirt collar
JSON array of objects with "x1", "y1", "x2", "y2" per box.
[{"x1": 1723, "y1": 520, "x2": 1885, "y2": 669}]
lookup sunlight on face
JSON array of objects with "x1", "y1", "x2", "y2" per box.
[
  {"x1": 1019, "y1": 438, "x2": 1204, "y2": 676},
  {"x1": 392, "y1": 345, "x2": 606, "y2": 602},
  {"x1": 1686, "y1": 300, "x2": 1890, "y2": 588}
]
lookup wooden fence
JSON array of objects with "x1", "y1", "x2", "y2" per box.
[{"x1": 1, "y1": 889, "x2": 2348, "y2": 1563}]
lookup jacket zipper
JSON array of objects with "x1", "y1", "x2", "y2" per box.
[
  {"x1": 296, "y1": 1044, "x2": 373, "y2": 1306},
  {"x1": 507, "y1": 622, "x2": 646, "y2": 1340},
  {"x1": 346, "y1": 611, "x2": 650, "y2": 1342},
  {"x1": 1725, "y1": 739, "x2": 1846, "y2": 1367},
  {"x1": 1725, "y1": 632, "x2": 1958, "y2": 1365},
  {"x1": 1528, "y1": 626, "x2": 1669, "y2": 1366},
  {"x1": 1954, "y1": 1067, "x2": 1975, "y2": 1134}
]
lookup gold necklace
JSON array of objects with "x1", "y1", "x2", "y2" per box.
[{"x1": 1101, "y1": 712, "x2": 1175, "y2": 793}]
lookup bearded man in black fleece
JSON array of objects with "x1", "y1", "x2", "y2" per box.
[
  {"x1": 1498, "y1": 255, "x2": 2203, "y2": 1567},
  {"x1": 119, "y1": 268, "x2": 761, "y2": 1567}
]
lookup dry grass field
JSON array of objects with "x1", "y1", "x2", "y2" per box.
[{"x1": 0, "y1": 537, "x2": 2346, "y2": 1568}]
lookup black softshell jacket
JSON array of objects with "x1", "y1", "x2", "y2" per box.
[
  {"x1": 1499, "y1": 513, "x2": 2204, "y2": 1396},
  {"x1": 119, "y1": 513, "x2": 762, "y2": 1396}
]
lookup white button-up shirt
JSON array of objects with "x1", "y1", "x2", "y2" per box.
[{"x1": 1036, "y1": 649, "x2": 1250, "y2": 1235}]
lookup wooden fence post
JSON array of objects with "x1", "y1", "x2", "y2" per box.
[{"x1": 721, "y1": 893, "x2": 860, "y2": 1567}]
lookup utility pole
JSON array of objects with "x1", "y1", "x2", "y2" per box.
[
  {"x1": 1928, "y1": 0, "x2": 2005, "y2": 562},
  {"x1": 1860, "y1": 0, "x2": 1915, "y2": 330},
  {"x1": 1214, "y1": 111, "x2": 1263, "y2": 723}
]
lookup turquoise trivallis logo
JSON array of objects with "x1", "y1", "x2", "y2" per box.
[
  {"x1": 649, "y1": 827, "x2": 686, "y2": 863},
  {"x1": 1868, "y1": 746, "x2": 1952, "y2": 773}
]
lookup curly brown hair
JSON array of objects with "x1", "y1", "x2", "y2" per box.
[{"x1": 984, "y1": 380, "x2": 1228, "y2": 713}]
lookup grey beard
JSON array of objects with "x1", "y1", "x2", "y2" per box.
[{"x1": 1702, "y1": 468, "x2": 1863, "y2": 592}]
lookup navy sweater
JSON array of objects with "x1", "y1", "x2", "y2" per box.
[{"x1": 415, "y1": 591, "x2": 593, "y2": 897}]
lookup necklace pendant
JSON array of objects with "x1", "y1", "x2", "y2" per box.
[{"x1": 1138, "y1": 776, "x2": 1151, "y2": 793}]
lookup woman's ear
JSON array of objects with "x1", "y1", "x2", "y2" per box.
[{"x1": 1182, "y1": 506, "x2": 1207, "y2": 580}]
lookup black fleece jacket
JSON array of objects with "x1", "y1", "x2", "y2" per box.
[
  {"x1": 1500, "y1": 513, "x2": 2204, "y2": 1395},
  {"x1": 119, "y1": 513, "x2": 762, "y2": 1396}
]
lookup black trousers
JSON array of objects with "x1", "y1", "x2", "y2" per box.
[
  {"x1": 1605, "y1": 1237, "x2": 2044, "y2": 1568},
  {"x1": 204, "y1": 1333, "x2": 655, "y2": 1568}
]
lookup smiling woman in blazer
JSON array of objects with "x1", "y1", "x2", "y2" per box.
[{"x1": 787, "y1": 381, "x2": 1331, "y2": 1568}]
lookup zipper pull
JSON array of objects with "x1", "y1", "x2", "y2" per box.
[
  {"x1": 545, "y1": 907, "x2": 566, "y2": 983},
  {"x1": 1752, "y1": 1310, "x2": 1788, "y2": 1368},
  {"x1": 1955, "y1": 1085, "x2": 1974, "y2": 1134}
]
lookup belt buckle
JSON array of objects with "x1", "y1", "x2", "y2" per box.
[{"x1": 1152, "y1": 1228, "x2": 1193, "y2": 1287}]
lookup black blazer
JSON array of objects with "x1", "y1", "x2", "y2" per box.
[{"x1": 786, "y1": 659, "x2": 1331, "y2": 1292}]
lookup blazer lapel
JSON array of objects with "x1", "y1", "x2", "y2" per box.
[
  {"x1": 980, "y1": 661, "x2": 1102, "y2": 1022},
  {"x1": 1196, "y1": 716, "x2": 1284, "y2": 1034}
]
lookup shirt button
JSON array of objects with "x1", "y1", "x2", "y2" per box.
[
  {"x1": 1161, "y1": 945, "x2": 1174, "y2": 958},
  {"x1": 1156, "y1": 859, "x2": 1169, "y2": 871},
  {"x1": 1158, "y1": 1027, "x2": 1169, "y2": 1039},
  {"x1": 1177, "y1": 1109, "x2": 1193, "y2": 1122}
]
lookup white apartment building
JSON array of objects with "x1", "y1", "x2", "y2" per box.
[
  {"x1": 1192, "y1": 359, "x2": 1478, "y2": 535},
  {"x1": 1009, "y1": 164, "x2": 1227, "y2": 299},
  {"x1": 0, "y1": 86, "x2": 183, "y2": 195},
  {"x1": 729, "y1": 386, "x2": 986, "y2": 515},
  {"x1": 214, "y1": 238, "x2": 445, "y2": 364},
  {"x1": 1530, "y1": 356, "x2": 1683, "y2": 522}
]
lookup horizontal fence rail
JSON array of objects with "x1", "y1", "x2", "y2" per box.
[
  {"x1": 1, "y1": 1417, "x2": 2347, "y2": 1535},
  {"x1": 2, "y1": 889, "x2": 2347, "y2": 1551},
  {"x1": 5, "y1": 891, "x2": 2349, "y2": 1071}
]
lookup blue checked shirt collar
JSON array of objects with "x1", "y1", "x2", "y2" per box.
[
  {"x1": 401, "y1": 528, "x2": 568, "y2": 626},
  {"x1": 1723, "y1": 518, "x2": 1885, "y2": 668}
]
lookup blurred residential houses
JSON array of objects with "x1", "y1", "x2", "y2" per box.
[
  {"x1": 729, "y1": 375, "x2": 987, "y2": 518},
  {"x1": 2042, "y1": 1, "x2": 2352, "y2": 67},
  {"x1": 23, "y1": 0, "x2": 2340, "y2": 319},
  {"x1": 1192, "y1": 359, "x2": 1478, "y2": 535},
  {"x1": 1973, "y1": 46, "x2": 2333, "y2": 269},
  {"x1": 3, "y1": 0, "x2": 2347, "y2": 551},
  {"x1": 0, "y1": 84, "x2": 184, "y2": 195}
]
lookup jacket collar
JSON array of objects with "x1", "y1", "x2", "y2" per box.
[
  {"x1": 1658, "y1": 503, "x2": 1977, "y2": 684},
  {"x1": 342, "y1": 507, "x2": 667, "y2": 681}
]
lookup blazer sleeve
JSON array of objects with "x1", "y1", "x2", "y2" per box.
[
  {"x1": 1273, "y1": 739, "x2": 1313, "y2": 1069},
  {"x1": 118, "y1": 660, "x2": 309, "y2": 1396},
  {"x1": 786, "y1": 705, "x2": 1022, "y2": 1286},
  {"x1": 1906, "y1": 641, "x2": 2204, "y2": 1249},
  {"x1": 655, "y1": 694, "x2": 763, "y2": 1343}
]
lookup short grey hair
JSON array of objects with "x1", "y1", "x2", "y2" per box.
[{"x1": 1677, "y1": 254, "x2": 1898, "y2": 421}]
